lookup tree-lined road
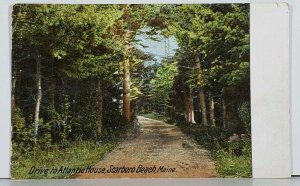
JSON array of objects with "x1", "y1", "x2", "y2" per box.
[{"x1": 75, "y1": 116, "x2": 217, "y2": 178}]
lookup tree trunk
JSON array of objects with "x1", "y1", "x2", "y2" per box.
[
  {"x1": 222, "y1": 87, "x2": 244, "y2": 133},
  {"x1": 222, "y1": 98, "x2": 227, "y2": 129},
  {"x1": 15, "y1": 70, "x2": 21, "y2": 107},
  {"x1": 12, "y1": 64, "x2": 21, "y2": 108},
  {"x1": 184, "y1": 88, "x2": 189, "y2": 122},
  {"x1": 123, "y1": 58, "x2": 131, "y2": 123},
  {"x1": 195, "y1": 52, "x2": 208, "y2": 126},
  {"x1": 50, "y1": 64, "x2": 56, "y2": 108},
  {"x1": 12, "y1": 73, "x2": 17, "y2": 108},
  {"x1": 34, "y1": 55, "x2": 42, "y2": 137},
  {"x1": 98, "y1": 78, "x2": 104, "y2": 135},
  {"x1": 199, "y1": 90, "x2": 208, "y2": 126},
  {"x1": 189, "y1": 85, "x2": 195, "y2": 124},
  {"x1": 50, "y1": 76, "x2": 56, "y2": 108},
  {"x1": 184, "y1": 85, "x2": 195, "y2": 123},
  {"x1": 122, "y1": 29, "x2": 133, "y2": 124},
  {"x1": 209, "y1": 95, "x2": 216, "y2": 127}
]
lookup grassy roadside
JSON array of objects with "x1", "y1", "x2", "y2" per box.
[
  {"x1": 178, "y1": 124, "x2": 252, "y2": 178},
  {"x1": 11, "y1": 141, "x2": 117, "y2": 179},
  {"x1": 214, "y1": 148, "x2": 252, "y2": 177},
  {"x1": 11, "y1": 123, "x2": 135, "y2": 179}
]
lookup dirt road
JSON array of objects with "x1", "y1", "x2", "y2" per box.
[{"x1": 75, "y1": 116, "x2": 217, "y2": 178}]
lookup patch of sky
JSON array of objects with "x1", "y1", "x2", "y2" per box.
[{"x1": 134, "y1": 28, "x2": 178, "y2": 67}]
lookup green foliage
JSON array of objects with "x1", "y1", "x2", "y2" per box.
[
  {"x1": 238, "y1": 101, "x2": 251, "y2": 132},
  {"x1": 228, "y1": 136, "x2": 251, "y2": 156},
  {"x1": 215, "y1": 137, "x2": 252, "y2": 178},
  {"x1": 12, "y1": 107, "x2": 26, "y2": 139},
  {"x1": 130, "y1": 78, "x2": 143, "y2": 100},
  {"x1": 215, "y1": 149, "x2": 251, "y2": 178},
  {"x1": 37, "y1": 120, "x2": 53, "y2": 150},
  {"x1": 64, "y1": 79, "x2": 99, "y2": 141},
  {"x1": 225, "y1": 62, "x2": 250, "y2": 86},
  {"x1": 12, "y1": 107, "x2": 34, "y2": 149},
  {"x1": 164, "y1": 4, "x2": 249, "y2": 88},
  {"x1": 150, "y1": 61, "x2": 178, "y2": 110},
  {"x1": 39, "y1": 96, "x2": 72, "y2": 149}
]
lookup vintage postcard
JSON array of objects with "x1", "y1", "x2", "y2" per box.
[{"x1": 11, "y1": 4, "x2": 250, "y2": 179}]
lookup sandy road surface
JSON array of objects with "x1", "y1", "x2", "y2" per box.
[{"x1": 75, "y1": 116, "x2": 217, "y2": 178}]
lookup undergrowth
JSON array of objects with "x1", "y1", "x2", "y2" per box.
[
  {"x1": 11, "y1": 141, "x2": 117, "y2": 179},
  {"x1": 178, "y1": 124, "x2": 252, "y2": 178},
  {"x1": 11, "y1": 125, "x2": 133, "y2": 179}
]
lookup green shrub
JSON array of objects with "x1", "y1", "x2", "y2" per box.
[
  {"x1": 12, "y1": 107, "x2": 34, "y2": 149},
  {"x1": 215, "y1": 145, "x2": 251, "y2": 177}
]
